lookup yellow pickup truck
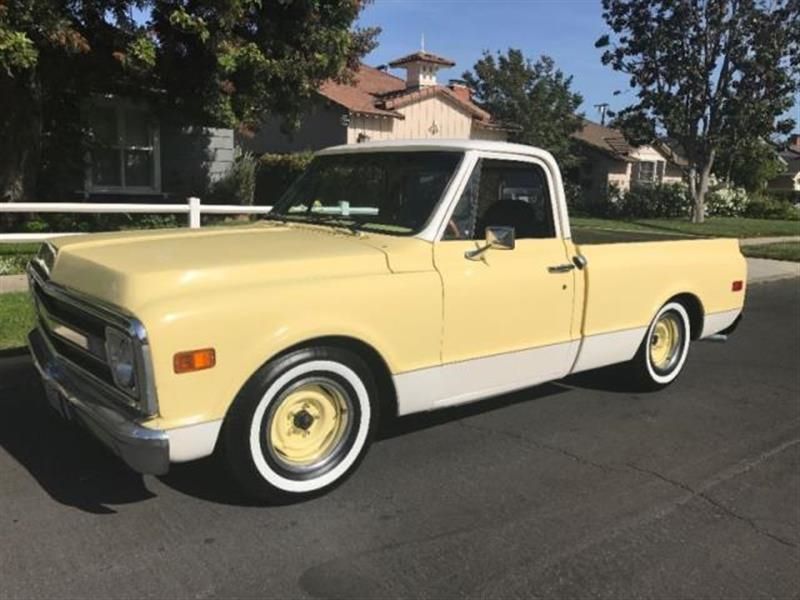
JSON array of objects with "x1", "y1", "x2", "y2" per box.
[{"x1": 27, "y1": 140, "x2": 746, "y2": 501}]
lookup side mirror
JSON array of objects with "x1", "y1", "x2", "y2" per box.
[{"x1": 465, "y1": 226, "x2": 515, "y2": 260}]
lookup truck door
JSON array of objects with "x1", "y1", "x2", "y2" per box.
[{"x1": 432, "y1": 155, "x2": 578, "y2": 399}]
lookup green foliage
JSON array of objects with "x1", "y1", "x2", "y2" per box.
[
  {"x1": 0, "y1": 292, "x2": 35, "y2": 349},
  {"x1": 714, "y1": 139, "x2": 787, "y2": 192},
  {"x1": 0, "y1": 29, "x2": 37, "y2": 74},
  {"x1": 575, "y1": 184, "x2": 692, "y2": 219},
  {"x1": 0, "y1": 0, "x2": 378, "y2": 200},
  {"x1": 575, "y1": 182, "x2": 798, "y2": 222},
  {"x1": 741, "y1": 242, "x2": 800, "y2": 262},
  {"x1": 705, "y1": 187, "x2": 750, "y2": 217},
  {"x1": 208, "y1": 149, "x2": 258, "y2": 205},
  {"x1": 11, "y1": 212, "x2": 181, "y2": 233},
  {"x1": 254, "y1": 152, "x2": 314, "y2": 206},
  {"x1": 573, "y1": 216, "x2": 800, "y2": 237},
  {"x1": 596, "y1": 0, "x2": 800, "y2": 222},
  {"x1": 743, "y1": 194, "x2": 800, "y2": 220},
  {"x1": 462, "y1": 50, "x2": 584, "y2": 169},
  {"x1": 0, "y1": 254, "x2": 32, "y2": 275}
]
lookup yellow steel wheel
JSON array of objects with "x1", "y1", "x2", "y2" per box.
[
  {"x1": 267, "y1": 381, "x2": 351, "y2": 471},
  {"x1": 649, "y1": 312, "x2": 683, "y2": 372}
]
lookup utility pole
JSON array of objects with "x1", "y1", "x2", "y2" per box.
[{"x1": 594, "y1": 102, "x2": 610, "y2": 126}]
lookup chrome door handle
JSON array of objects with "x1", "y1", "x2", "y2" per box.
[{"x1": 548, "y1": 263, "x2": 575, "y2": 273}]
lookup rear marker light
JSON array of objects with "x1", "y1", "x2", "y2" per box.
[
  {"x1": 174, "y1": 348, "x2": 216, "y2": 374},
  {"x1": 732, "y1": 280, "x2": 744, "y2": 292}
]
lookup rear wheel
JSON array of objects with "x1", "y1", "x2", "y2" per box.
[
  {"x1": 222, "y1": 346, "x2": 377, "y2": 502},
  {"x1": 626, "y1": 301, "x2": 691, "y2": 391}
]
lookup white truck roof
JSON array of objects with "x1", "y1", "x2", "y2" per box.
[{"x1": 318, "y1": 138, "x2": 557, "y2": 162}]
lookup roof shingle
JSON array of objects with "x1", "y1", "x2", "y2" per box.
[{"x1": 388, "y1": 51, "x2": 456, "y2": 68}]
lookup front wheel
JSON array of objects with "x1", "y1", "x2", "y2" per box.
[
  {"x1": 626, "y1": 301, "x2": 692, "y2": 391},
  {"x1": 221, "y1": 346, "x2": 377, "y2": 502}
]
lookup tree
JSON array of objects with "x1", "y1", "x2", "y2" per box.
[
  {"x1": 596, "y1": 0, "x2": 800, "y2": 222},
  {"x1": 0, "y1": 0, "x2": 377, "y2": 202},
  {"x1": 714, "y1": 138, "x2": 785, "y2": 192},
  {"x1": 462, "y1": 50, "x2": 584, "y2": 168}
]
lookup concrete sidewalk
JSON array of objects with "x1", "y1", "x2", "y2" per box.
[
  {"x1": 746, "y1": 257, "x2": 800, "y2": 283},
  {"x1": 739, "y1": 235, "x2": 800, "y2": 246},
  {"x1": 0, "y1": 274, "x2": 27, "y2": 294}
]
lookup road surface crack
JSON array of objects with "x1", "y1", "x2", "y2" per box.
[
  {"x1": 458, "y1": 420, "x2": 619, "y2": 474},
  {"x1": 626, "y1": 459, "x2": 798, "y2": 549}
]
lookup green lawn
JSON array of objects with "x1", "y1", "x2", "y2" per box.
[
  {"x1": 0, "y1": 292, "x2": 35, "y2": 349},
  {"x1": 572, "y1": 217, "x2": 800, "y2": 238},
  {"x1": 741, "y1": 242, "x2": 800, "y2": 262},
  {"x1": 0, "y1": 243, "x2": 38, "y2": 276}
]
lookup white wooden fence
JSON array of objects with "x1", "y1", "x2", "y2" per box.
[
  {"x1": 0, "y1": 197, "x2": 274, "y2": 243},
  {"x1": 0, "y1": 198, "x2": 380, "y2": 243}
]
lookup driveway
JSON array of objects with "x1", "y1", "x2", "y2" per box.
[{"x1": 0, "y1": 280, "x2": 798, "y2": 599}]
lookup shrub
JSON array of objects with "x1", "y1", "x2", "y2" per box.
[
  {"x1": 743, "y1": 194, "x2": 800, "y2": 220},
  {"x1": 619, "y1": 183, "x2": 692, "y2": 218},
  {"x1": 578, "y1": 183, "x2": 692, "y2": 219},
  {"x1": 207, "y1": 148, "x2": 258, "y2": 205},
  {"x1": 254, "y1": 152, "x2": 314, "y2": 206},
  {"x1": 563, "y1": 181, "x2": 590, "y2": 216},
  {"x1": 705, "y1": 187, "x2": 750, "y2": 217}
]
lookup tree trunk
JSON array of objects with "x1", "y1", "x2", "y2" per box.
[
  {"x1": 690, "y1": 150, "x2": 716, "y2": 224},
  {"x1": 0, "y1": 71, "x2": 42, "y2": 205}
]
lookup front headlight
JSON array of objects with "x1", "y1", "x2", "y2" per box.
[{"x1": 105, "y1": 327, "x2": 137, "y2": 392}]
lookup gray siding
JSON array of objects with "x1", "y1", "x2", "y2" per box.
[
  {"x1": 161, "y1": 126, "x2": 235, "y2": 197},
  {"x1": 241, "y1": 100, "x2": 348, "y2": 154}
]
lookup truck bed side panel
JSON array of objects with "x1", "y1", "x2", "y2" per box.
[{"x1": 571, "y1": 238, "x2": 746, "y2": 372}]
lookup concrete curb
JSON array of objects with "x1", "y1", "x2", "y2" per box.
[
  {"x1": 0, "y1": 274, "x2": 27, "y2": 294},
  {"x1": 746, "y1": 258, "x2": 800, "y2": 284}
]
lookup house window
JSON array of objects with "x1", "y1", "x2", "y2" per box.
[
  {"x1": 635, "y1": 160, "x2": 666, "y2": 186},
  {"x1": 87, "y1": 101, "x2": 160, "y2": 193}
]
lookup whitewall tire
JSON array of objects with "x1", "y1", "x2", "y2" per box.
[
  {"x1": 627, "y1": 301, "x2": 692, "y2": 390},
  {"x1": 222, "y1": 347, "x2": 377, "y2": 502}
]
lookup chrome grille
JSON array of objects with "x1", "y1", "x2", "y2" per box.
[{"x1": 27, "y1": 261, "x2": 158, "y2": 416}]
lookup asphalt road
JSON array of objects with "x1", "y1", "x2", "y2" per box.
[{"x1": 1, "y1": 280, "x2": 798, "y2": 599}]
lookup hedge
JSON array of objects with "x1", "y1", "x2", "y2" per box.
[{"x1": 254, "y1": 152, "x2": 314, "y2": 206}]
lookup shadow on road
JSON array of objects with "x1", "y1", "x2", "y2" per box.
[
  {"x1": 0, "y1": 350, "x2": 156, "y2": 514},
  {"x1": 0, "y1": 350, "x2": 635, "y2": 510}
]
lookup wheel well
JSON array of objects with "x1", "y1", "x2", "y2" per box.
[
  {"x1": 275, "y1": 335, "x2": 398, "y2": 421},
  {"x1": 668, "y1": 293, "x2": 704, "y2": 340}
]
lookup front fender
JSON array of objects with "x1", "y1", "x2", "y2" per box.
[{"x1": 138, "y1": 271, "x2": 442, "y2": 429}]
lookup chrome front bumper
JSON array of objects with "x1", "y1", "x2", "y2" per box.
[{"x1": 28, "y1": 327, "x2": 170, "y2": 475}]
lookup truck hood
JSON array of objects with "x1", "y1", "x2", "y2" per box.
[{"x1": 47, "y1": 224, "x2": 397, "y2": 311}]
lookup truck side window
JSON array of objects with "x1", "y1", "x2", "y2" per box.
[{"x1": 443, "y1": 159, "x2": 556, "y2": 240}]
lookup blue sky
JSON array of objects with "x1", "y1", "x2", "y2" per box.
[
  {"x1": 358, "y1": 0, "x2": 800, "y2": 129},
  {"x1": 357, "y1": 0, "x2": 644, "y2": 122},
  {"x1": 130, "y1": 1, "x2": 799, "y2": 129}
]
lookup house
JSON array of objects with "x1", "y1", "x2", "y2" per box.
[
  {"x1": 81, "y1": 95, "x2": 235, "y2": 201},
  {"x1": 241, "y1": 50, "x2": 510, "y2": 154},
  {"x1": 768, "y1": 134, "x2": 800, "y2": 194},
  {"x1": 573, "y1": 120, "x2": 685, "y2": 199}
]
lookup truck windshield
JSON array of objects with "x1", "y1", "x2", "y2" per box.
[{"x1": 268, "y1": 151, "x2": 463, "y2": 235}]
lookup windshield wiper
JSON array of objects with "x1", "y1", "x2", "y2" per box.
[{"x1": 272, "y1": 213, "x2": 362, "y2": 235}]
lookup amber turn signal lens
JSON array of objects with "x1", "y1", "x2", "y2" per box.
[
  {"x1": 173, "y1": 348, "x2": 216, "y2": 374},
  {"x1": 732, "y1": 280, "x2": 744, "y2": 292}
]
